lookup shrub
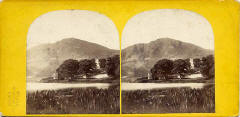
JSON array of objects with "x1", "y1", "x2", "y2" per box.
[
  {"x1": 56, "y1": 59, "x2": 79, "y2": 80},
  {"x1": 151, "y1": 59, "x2": 174, "y2": 80}
]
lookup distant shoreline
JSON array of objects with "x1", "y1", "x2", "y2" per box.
[
  {"x1": 39, "y1": 77, "x2": 120, "y2": 83},
  {"x1": 122, "y1": 77, "x2": 214, "y2": 83}
]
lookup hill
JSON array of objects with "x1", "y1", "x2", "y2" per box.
[
  {"x1": 121, "y1": 38, "x2": 213, "y2": 77},
  {"x1": 27, "y1": 38, "x2": 119, "y2": 79}
]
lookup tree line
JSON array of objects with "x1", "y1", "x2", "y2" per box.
[
  {"x1": 56, "y1": 55, "x2": 120, "y2": 80},
  {"x1": 150, "y1": 55, "x2": 214, "y2": 80}
]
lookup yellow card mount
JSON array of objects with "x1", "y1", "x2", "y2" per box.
[{"x1": 0, "y1": 0, "x2": 239, "y2": 116}]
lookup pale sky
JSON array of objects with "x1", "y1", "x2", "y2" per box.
[
  {"x1": 27, "y1": 10, "x2": 119, "y2": 50},
  {"x1": 122, "y1": 9, "x2": 214, "y2": 50}
]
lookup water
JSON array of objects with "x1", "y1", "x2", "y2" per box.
[
  {"x1": 27, "y1": 82, "x2": 212, "y2": 92},
  {"x1": 122, "y1": 83, "x2": 212, "y2": 91},
  {"x1": 27, "y1": 83, "x2": 111, "y2": 92}
]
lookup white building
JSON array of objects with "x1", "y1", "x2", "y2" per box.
[
  {"x1": 52, "y1": 72, "x2": 58, "y2": 79},
  {"x1": 148, "y1": 72, "x2": 152, "y2": 79},
  {"x1": 190, "y1": 58, "x2": 194, "y2": 69}
]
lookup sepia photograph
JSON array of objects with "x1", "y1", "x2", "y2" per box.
[
  {"x1": 121, "y1": 9, "x2": 215, "y2": 114},
  {"x1": 26, "y1": 10, "x2": 120, "y2": 114}
]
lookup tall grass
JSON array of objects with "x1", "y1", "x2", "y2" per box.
[
  {"x1": 27, "y1": 86, "x2": 120, "y2": 114},
  {"x1": 122, "y1": 85, "x2": 215, "y2": 114}
]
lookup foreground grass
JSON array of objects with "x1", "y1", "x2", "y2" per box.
[
  {"x1": 27, "y1": 85, "x2": 120, "y2": 114},
  {"x1": 122, "y1": 85, "x2": 215, "y2": 114}
]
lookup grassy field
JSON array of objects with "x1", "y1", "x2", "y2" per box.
[
  {"x1": 27, "y1": 85, "x2": 120, "y2": 114},
  {"x1": 122, "y1": 85, "x2": 215, "y2": 114}
]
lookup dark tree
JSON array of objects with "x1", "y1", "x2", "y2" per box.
[
  {"x1": 193, "y1": 58, "x2": 201, "y2": 69},
  {"x1": 78, "y1": 59, "x2": 97, "y2": 78},
  {"x1": 200, "y1": 55, "x2": 215, "y2": 79},
  {"x1": 184, "y1": 58, "x2": 191, "y2": 69},
  {"x1": 172, "y1": 59, "x2": 190, "y2": 78},
  {"x1": 150, "y1": 59, "x2": 174, "y2": 80},
  {"x1": 99, "y1": 58, "x2": 106, "y2": 69},
  {"x1": 105, "y1": 55, "x2": 120, "y2": 78},
  {"x1": 56, "y1": 59, "x2": 79, "y2": 80}
]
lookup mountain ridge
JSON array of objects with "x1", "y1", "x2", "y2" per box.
[
  {"x1": 27, "y1": 37, "x2": 214, "y2": 80},
  {"x1": 27, "y1": 38, "x2": 119, "y2": 79},
  {"x1": 122, "y1": 38, "x2": 213, "y2": 61},
  {"x1": 121, "y1": 38, "x2": 214, "y2": 77}
]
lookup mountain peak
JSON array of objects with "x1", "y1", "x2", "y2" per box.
[
  {"x1": 122, "y1": 38, "x2": 213, "y2": 61},
  {"x1": 150, "y1": 38, "x2": 180, "y2": 43},
  {"x1": 156, "y1": 37, "x2": 177, "y2": 41},
  {"x1": 57, "y1": 38, "x2": 87, "y2": 44},
  {"x1": 27, "y1": 38, "x2": 119, "y2": 78},
  {"x1": 121, "y1": 38, "x2": 214, "y2": 77}
]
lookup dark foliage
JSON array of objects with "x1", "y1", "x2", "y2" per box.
[
  {"x1": 56, "y1": 55, "x2": 120, "y2": 80},
  {"x1": 105, "y1": 55, "x2": 120, "y2": 77},
  {"x1": 150, "y1": 59, "x2": 174, "y2": 80},
  {"x1": 78, "y1": 59, "x2": 97, "y2": 77},
  {"x1": 193, "y1": 58, "x2": 201, "y2": 69},
  {"x1": 56, "y1": 59, "x2": 79, "y2": 80},
  {"x1": 172, "y1": 59, "x2": 191, "y2": 78},
  {"x1": 150, "y1": 55, "x2": 214, "y2": 80},
  {"x1": 99, "y1": 58, "x2": 107, "y2": 69},
  {"x1": 200, "y1": 55, "x2": 215, "y2": 79}
]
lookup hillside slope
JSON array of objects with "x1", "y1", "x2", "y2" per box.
[
  {"x1": 27, "y1": 38, "x2": 119, "y2": 79},
  {"x1": 121, "y1": 38, "x2": 213, "y2": 77}
]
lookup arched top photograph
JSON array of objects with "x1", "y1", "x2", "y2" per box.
[
  {"x1": 121, "y1": 9, "x2": 215, "y2": 114},
  {"x1": 26, "y1": 10, "x2": 120, "y2": 114}
]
